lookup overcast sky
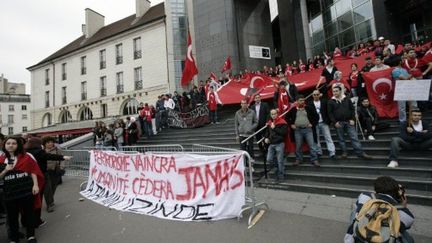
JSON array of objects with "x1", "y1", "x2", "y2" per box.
[{"x1": 0, "y1": 0, "x2": 164, "y2": 94}]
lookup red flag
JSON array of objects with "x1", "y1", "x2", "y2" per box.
[
  {"x1": 363, "y1": 69, "x2": 398, "y2": 118},
  {"x1": 180, "y1": 32, "x2": 198, "y2": 86},
  {"x1": 221, "y1": 56, "x2": 232, "y2": 73},
  {"x1": 395, "y1": 44, "x2": 404, "y2": 55},
  {"x1": 209, "y1": 72, "x2": 218, "y2": 82}
]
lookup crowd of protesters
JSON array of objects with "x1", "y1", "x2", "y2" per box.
[
  {"x1": 233, "y1": 36, "x2": 432, "y2": 177},
  {"x1": 0, "y1": 133, "x2": 72, "y2": 242}
]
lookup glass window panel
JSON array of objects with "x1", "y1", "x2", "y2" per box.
[
  {"x1": 313, "y1": 41, "x2": 326, "y2": 56},
  {"x1": 339, "y1": 27, "x2": 356, "y2": 48},
  {"x1": 323, "y1": 8, "x2": 331, "y2": 24},
  {"x1": 352, "y1": 0, "x2": 368, "y2": 7},
  {"x1": 325, "y1": 22, "x2": 338, "y2": 37},
  {"x1": 323, "y1": 0, "x2": 336, "y2": 9},
  {"x1": 353, "y1": 1, "x2": 373, "y2": 24},
  {"x1": 326, "y1": 35, "x2": 340, "y2": 51},
  {"x1": 335, "y1": 0, "x2": 351, "y2": 17},
  {"x1": 355, "y1": 20, "x2": 373, "y2": 41},
  {"x1": 338, "y1": 11, "x2": 353, "y2": 31},
  {"x1": 330, "y1": 6, "x2": 337, "y2": 21},
  {"x1": 310, "y1": 15, "x2": 323, "y2": 32},
  {"x1": 312, "y1": 30, "x2": 325, "y2": 45}
]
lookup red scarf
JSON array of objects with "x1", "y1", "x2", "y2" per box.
[
  {"x1": 0, "y1": 153, "x2": 45, "y2": 209},
  {"x1": 267, "y1": 116, "x2": 287, "y2": 126},
  {"x1": 278, "y1": 89, "x2": 290, "y2": 114}
]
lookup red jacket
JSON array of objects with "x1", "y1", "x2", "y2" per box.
[
  {"x1": 207, "y1": 92, "x2": 218, "y2": 111},
  {"x1": 140, "y1": 106, "x2": 153, "y2": 121}
]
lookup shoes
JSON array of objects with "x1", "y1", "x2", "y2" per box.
[
  {"x1": 312, "y1": 160, "x2": 320, "y2": 167},
  {"x1": 37, "y1": 220, "x2": 47, "y2": 228},
  {"x1": 47, "y1": 203, "x2": 55, "y2": 213},
  {"x1": 368, "y1": 135, "x2": 376, "y2": 140},
  {"x1": 387, "y1": 160, "x2": 399, "y2": 168},
  {"x1": 27, "y1": 236, "x2": 37, "y2": 243},
  {"x1": 329, "y1": 155, "x2": 336, "y2": 160},
  {"x1": 293, "y1": 160, "x2": 300, "y2": 166},
  {"x1": 359, "y1": 153, "x2": 373, "y2": 159},
  {"x1": 338, "y1": 153, "x2": 348, "y2": 159}
]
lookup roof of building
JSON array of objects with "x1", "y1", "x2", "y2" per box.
[
  {"x1": 28, "y1": 3, "x2": 165, "y2": 70},
  {"x1": 0, "y1": 93, "x2": 31, "y2": 102}
]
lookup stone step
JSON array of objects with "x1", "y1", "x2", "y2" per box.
[{"x1": 256, "y1": 179, "x2": 432, "y2": 206}]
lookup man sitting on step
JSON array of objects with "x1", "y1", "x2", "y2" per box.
[{"x1": 388, "y1": 109, "x2": 432, "y2": 168}]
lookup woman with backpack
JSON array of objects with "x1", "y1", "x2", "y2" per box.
[{"x1": 0, "y1": 136, "x2": 45, "y2": 243}]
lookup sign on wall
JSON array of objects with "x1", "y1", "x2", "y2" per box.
[
  {"x1": 249, "y1": 45, "x2": 271, "y2": 59},
  {"x1": 81, "y1": 150, "x2": 246, "y2": 221}
]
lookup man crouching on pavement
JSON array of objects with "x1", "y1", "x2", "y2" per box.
[{"x1": 264, "y1": 109, "x2": 288, "y2": 181}]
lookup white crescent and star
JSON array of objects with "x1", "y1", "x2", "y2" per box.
[
  {"x1": 372, "y1": 78, "x2": 393, "y2": 93},
  {"x1": 250, "y1": 76, "x2": 264, "y2": 88}
]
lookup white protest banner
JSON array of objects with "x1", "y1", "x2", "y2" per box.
[
  {"x1": 81, "y1": 150, "x2": 245, "y2": 221},
  {"x1": 394, "y1": 79, "x2": 432, "y2": 101}
]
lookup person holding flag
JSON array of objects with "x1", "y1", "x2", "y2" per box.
[
  {"x1": 273, "y1": 81, "x2": 291, "y2": 115},
  {"x1": 207, "y1": 86, "x2": 222, "y2": 124}
]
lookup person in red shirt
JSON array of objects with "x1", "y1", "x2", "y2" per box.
[
  {"x1": 357, "y1": 43, "x2": 368, "y2": 56},
  {"x1": 139, "y1": 103, "x2": 153, "y2": 138},
  {"x1": 403, "y1": 49, "x2": 426, "y2": 78},
  {"x1": 284, "y1": 63, "x2": 293, "y2": 76},
  {"x1": 307, "y1": 58, "x2": 315, "y2": 71},
  {"x1": 0, "y1": 136, "x2": 44, "y2": 243},
  {"x1": 333, "y1": 47, "x2": 343, "y2": 59},
  {"x1": 207, "y1": 86, "x2": 222, "y2": 124},
  {"x1": 292, "y1": 61, "x2": 299, "y2": 75},
  {"x1": 348, "y1": 63, "x2": 360, "y2": 97},
  {"x1": 299, "y1": 59, "x2": 306, "y2": 73}
]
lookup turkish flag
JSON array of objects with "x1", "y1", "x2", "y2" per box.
[
  {"x1": 209, "y1": 72, "x2": 218, "y2": 82},
  {"x1": 221, "y1": 56, "x2": 232, "y2": 73},
  {"x1": 180, "y1": 32, "x2": 198, "y2": 86},
  {"x1": 363, "y1": 69, "x2": 398, "y2": 118}
]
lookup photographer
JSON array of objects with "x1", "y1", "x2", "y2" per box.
[{"x1": 344, "y1": 176, "x2": 414, "y2": 243}]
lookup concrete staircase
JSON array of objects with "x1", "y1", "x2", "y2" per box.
[{"x1": 137, "y1": 105, "x2": 432, "y2": 205}]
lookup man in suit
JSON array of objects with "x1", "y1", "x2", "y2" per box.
[
  {"x1": 250, "y1": 94, "x2": 270, "y2": 160},
  {"x1": 309, "y1": 89, "x2": 336, "y2": 158}
]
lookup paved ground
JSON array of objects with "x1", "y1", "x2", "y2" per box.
[{"x1": 1, "y1": 177, "x2": 431, "y2": 243}]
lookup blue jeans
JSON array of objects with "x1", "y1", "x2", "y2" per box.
[
  {"x1": 294, "y1": 127, "x2": 319, "y2": 162},
  {"x1": 398, "y1": 101, "x2": 418, "y2": 123},
  {"x1": 266, "y1": 143, "x2": 285, "y2": 179},
  {"x1": 316, "y1": 122, "x2": 336, "y2": 156},
  {"x1": 144, "y1": 120, "x2": 153, "y2": 138},
  {"x1": 209, "y1": 110, "x2": 217, "y2": 123},
  {"x1": 335, "y1": 121, "x2": 363, "y2": 155}
]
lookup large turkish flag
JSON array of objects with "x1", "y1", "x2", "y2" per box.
[{"x1": 363, "y1": 69, "x2": 398, "y2": 118}]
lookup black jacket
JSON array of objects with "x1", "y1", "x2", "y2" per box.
[
  {"x1": 250, "y1": 102, "x2": 270, "y2": 129},
  {"x1": 264, "y1": 120, "x2": 288, "y2": 144},
  {"x1": 400, "y1": 121, "x2": 432, "y2": 143},
  {"x1": 308, "y1": 99, "x2": 331, "y2": 125},
  {"x1": 286, "y1": 104, "x2": 320, "y2": 127},
  {"x1": 327, "y1": 96, "x2": 355, "y2": 124},
  {"x1": 26, "y1": 148, "x2": 64, "y2": 173},
  {"x1": 358, "y1": 105, "x2": 378, "y2": 124}
]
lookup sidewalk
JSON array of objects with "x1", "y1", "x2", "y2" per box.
[{"x1": 1, "y1": 177, "x2": 431, "y2": 243}]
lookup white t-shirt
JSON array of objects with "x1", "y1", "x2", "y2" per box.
[
  {"x1": 313, "y1": 100, "x2": 323, "y2": 123},
  {"x1": 412, "y1": 121, "x2": 423, "y2": 132}
]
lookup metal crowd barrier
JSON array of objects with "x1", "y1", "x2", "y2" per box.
[
  {"x1": 62, "y1": 150, "x2": 90, "y2": 178},
  {"x1": 122, "y1": 144, "x2": 184, "y2": 153},
  {"x1": 191, "y1": 144, "x2": 269, "y2": 226},
  {"x1": 84, "y1": 146, "x2": 117, "y2": 151}
]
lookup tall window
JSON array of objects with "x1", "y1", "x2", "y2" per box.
[
  {"x1": 133, "y1": 37, "x2": 142, "y2": 59},
  {"x1": 99, "y1": 49, "x2": 106, "y2": 69},
  {"x1": 81, "y1": 56, "x2": 87, "y2": 75},
  {"x1": 122, "y1": 99, "x2": 139, "y2": 115},
  {"x1": 45, "y1": 69, "x2": 50, "y2": 85},
  {"x1": 21, "y1": 105, "x2": 27, "y2": 110},
  {"x1": 9, "y1": 105, "x2": 14, "y2": 111},
  {"x1": 81, "y1": 81, "x2": 87, "y2": 100},
  {"x1": 62, "y1": 63, "x2": 67, "y2": 80},
  {"x1": 62, "y1": 87, "x2": 67, "y2": 104},
  {"x1": 8, "y1": 127, "x2": 13, "y2": 135},
  {"x1": 134, "y1": 67, "x2": 143, "y2": 90},
  {"x1": 8, "y1": 115, "x2": 14, "y2": 124},
  {"x1": 100, "y1": 76, "x2": 107, "y2": 96},
  {"x1": 79, "y1": 107, "x2": 93, "y2": 121},
  {"x1": 22, "y1": 127, "x2": 28, "y2": 132},
  {"x1": 101, "y1": 104, "x2": 108, "y2": 118},
  {"x1": 116, "y1": 43, "x2": 123, "y2": 64},
  {"x1": 45, "y1": 91, "x2": 50, "y2": 108},
  {"x1": 116, "y1": 72, "x2": 124, "y2": 94}
]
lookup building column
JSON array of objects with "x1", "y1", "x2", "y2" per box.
[{"x1": 300, "y1": 0, "x2": 312, "y2": 59}]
